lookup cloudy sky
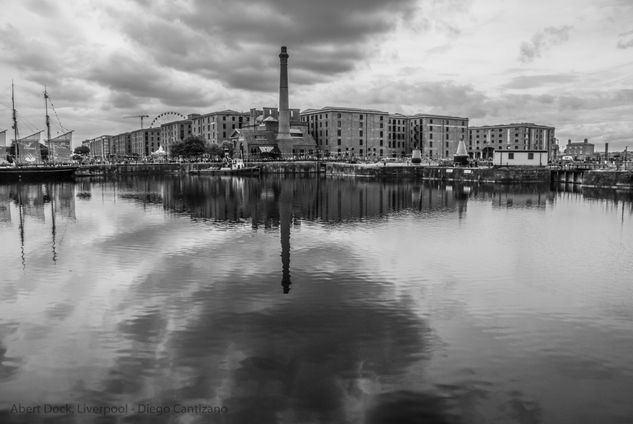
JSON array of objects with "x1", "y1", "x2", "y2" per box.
[{"x1": 1, "y1": 0, "x2": 632, "y2": 150}]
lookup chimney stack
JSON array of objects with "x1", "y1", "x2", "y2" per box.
[{"x1": 278, "y1": 46, "x2": 291, "y2": 141}]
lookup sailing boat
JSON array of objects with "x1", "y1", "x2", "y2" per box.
[{"x1": 0, "y1": 83, "x2": 78, "y2": 182}]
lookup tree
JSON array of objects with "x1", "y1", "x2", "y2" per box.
[
  {"x1": 74, "y1": 145, "x2": 90, "y2": 155},
  {"x1": 170, "y1": 136, "x2": 208, "y2": 159},
  {"x1": 220, "y1": 141, "x2": 234, "y2": 157},
  {"x1": 206, "y1": 143, "x2": 223, "y2": 159}
]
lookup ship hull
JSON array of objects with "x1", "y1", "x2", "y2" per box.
[
  {"x1": 195, "y1": 167, "x2": 261, "y2": 176},
  {"x1": 0, "y1": 166, "x2": 78, "y2": 182}
]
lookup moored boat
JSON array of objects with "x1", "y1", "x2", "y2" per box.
[
  {"x1": 1, "y1": 84, "x2": 78, "y2": 182},
  {"x1": 0, "y1": 165, "x2": 78, "y2": 182},
  {"x1": 195, "y1": 158, "x2": 260, "y2": 176}
]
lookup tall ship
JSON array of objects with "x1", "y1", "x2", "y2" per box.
[{"x1": 0, "y1": 83, "x2": 78, "y2": 182}]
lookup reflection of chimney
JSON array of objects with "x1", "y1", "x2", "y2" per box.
[
  {"x1": 278, "y1": 46, "x2": 291, "y2": 141},
  {"x1": 280, "y1": 184, "x2": 292, "y2": 294}
]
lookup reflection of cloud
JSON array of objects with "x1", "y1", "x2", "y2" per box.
[
  {"x1": 0, "y1": 323, "x2": 21, "y2": 382},
  {"x1": 366, "y1": 390, "x2": 459, "y2": 424},
  {"x1": 616, "y1": 29, "x2": 633, "y2": 49},
  {"x1": 519, "y1": 26, "x2": 573, "y2": 63},
  {"x1": 159, "y1": 274, "x2": 432, "y2": 422}
]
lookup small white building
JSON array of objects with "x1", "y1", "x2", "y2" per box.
[{"x1": 494, "y1": 150, "x2": 548, "y2": 166}]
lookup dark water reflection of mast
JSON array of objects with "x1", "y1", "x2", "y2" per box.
[
  {"x1": 17, "y1": 188, "x2": 25, "y2": 270},
  {"x1": 280, "y1": 184, "x2": 292, "y2": 294},
  {"x1": 49, "y1": 184, "x2": 57, "y2": 263}
]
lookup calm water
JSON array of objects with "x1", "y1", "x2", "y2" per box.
[{"x1": 0, "y1": 176, "x2": 632, "y2": 424}]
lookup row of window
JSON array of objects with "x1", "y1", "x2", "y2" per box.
[
  {"x1": 195, "y1": 115, "x2": 245, "y2": 123},
  {"x1": 304, "y1": 114, "x2": 467, "y2": 127},
  {"x1": 473, "y1": 128, "x2": 549, "y2": 132},
  {"x1": 506, "y1": 152, "x2": 536, "y2": 159}
]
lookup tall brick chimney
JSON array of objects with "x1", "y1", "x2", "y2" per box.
[{"x1": 277, "y1": 46, "x2": 291, "y2": 141}]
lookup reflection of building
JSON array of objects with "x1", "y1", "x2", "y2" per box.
[
  {"x1": 130, "y1": 128, "x2": 161, "y2": 157},
  {"x1": 160, "y1": 177, "x2": 460, "y2": 223},
  {"x1": 468, "y1": 123, "x2": 555, "y2": 161},
  {"x1": 491, "y1": 190, "x2": 548, "y2": 209},
  {"x1": 564, "y1": 139, "x2": 594, "y2": 160}
]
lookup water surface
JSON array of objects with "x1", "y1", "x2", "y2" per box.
[{"x1": 0, "y1": 176, "x2": 632, "y2": 424}]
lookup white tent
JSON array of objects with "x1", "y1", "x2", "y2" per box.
[
  {"x1": 151, "y1": 145, "x2": 166, "y2": 155},
  {"x1": 150, "y1": 145, "x2": 167, "y2": 162}
]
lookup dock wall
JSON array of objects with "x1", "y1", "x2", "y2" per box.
[
  {"x1": 75, "y1": 162, "x2": 633, "y2": 190},
  {"x1": 580, "y1": 170, "x2": 633, "y2": 190}
]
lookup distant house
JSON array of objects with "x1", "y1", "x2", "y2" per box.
[
  {"x1": 564, "y1": 139, "x2": 594, "y2": 161},
  {"x1": 494, "y1": 150, "x2": 547, "y2": 166}
]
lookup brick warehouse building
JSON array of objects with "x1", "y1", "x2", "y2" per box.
[
  {"x1": 130, "y1": 128, "x2": 161, "y2": 157},
  {"x1": 301, "y1": 107, "x2": 468, "y2": 159}
]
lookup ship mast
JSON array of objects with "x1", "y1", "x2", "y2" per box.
[
  {"x1": 45, "y1": 86, "x2": 52, "y2": 161},
  {"x1": 11, "y1": 81, "x2": 19, "y2": 163}
]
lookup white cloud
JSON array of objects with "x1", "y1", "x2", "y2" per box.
[{"x1": 0, "y1": 0, "x2": 632, "y2": 150}]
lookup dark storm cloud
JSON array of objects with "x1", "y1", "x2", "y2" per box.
[
  {"x1": 184, "y1": 0, "x2": 418, "y2": 44},
  {"x1": 519, "y1": 26, "x2": 573, "y2": 63},
  {"x1": 110, "y1": 0, "x2": 419, "y2": 91},
  {"x1": 88, "y1": 52, "x2": 215, "y2": 108}
]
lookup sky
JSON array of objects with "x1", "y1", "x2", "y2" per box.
[{"x1": 0, "y1": 0, "x2": 632, "y2": 151}]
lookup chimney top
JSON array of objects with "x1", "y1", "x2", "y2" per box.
[{"x1": 281, "y1": 46, "x2": 287, "y2": 53}]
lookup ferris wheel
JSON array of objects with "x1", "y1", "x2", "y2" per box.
[{"x1": 149, "y1": 111, "x2": 187, "y2": 128}]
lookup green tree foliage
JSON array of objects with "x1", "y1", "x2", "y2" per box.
[{"x1": 74, "y1": 145, "x2": 90, "y2": 155}]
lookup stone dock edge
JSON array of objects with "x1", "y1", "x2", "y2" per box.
[{"x1": 75, "y1": 162, "x2": 633, "y2": 189}]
